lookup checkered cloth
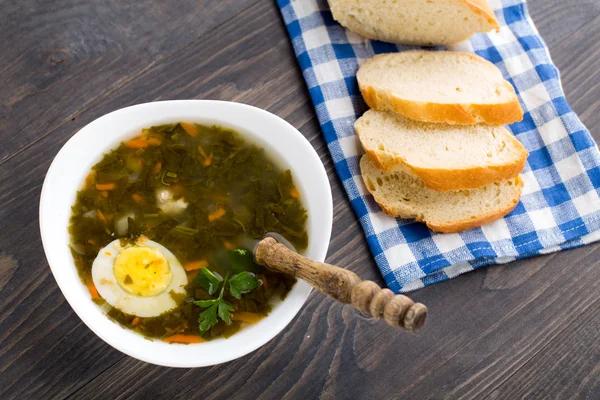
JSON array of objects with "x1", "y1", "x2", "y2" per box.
[{"x1": 277, "y1": 0, "x2": 600, "y2": 292}]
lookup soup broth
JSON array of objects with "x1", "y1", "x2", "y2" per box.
[{"x1": 68, "y1": 122, "x2": 308, "y2": 341}]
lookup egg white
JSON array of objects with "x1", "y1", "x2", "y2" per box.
[{"x1": 92, "y1": 238, "x2": 188, "y2": 317}]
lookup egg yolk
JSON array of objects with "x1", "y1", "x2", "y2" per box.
[{"x1": 113, "y1": 246, "x2": 172, "y2": 297}]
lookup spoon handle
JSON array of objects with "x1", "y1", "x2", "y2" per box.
[{"x1": 254, "y1": 237, "x2": 427, "y2": 333}]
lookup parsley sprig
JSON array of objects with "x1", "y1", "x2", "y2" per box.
[
  {"x1": 194, "y1": 272, "x2": 236, "y2": 335},
  {"x1": 193, "y1": 251, "x2": 261, "y2": 336}
]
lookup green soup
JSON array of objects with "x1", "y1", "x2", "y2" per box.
[{"x1": 68, "y1": 122, "x2": 307, "y2": 342}]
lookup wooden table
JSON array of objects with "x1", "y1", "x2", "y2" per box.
[{"x1": 1, "y1": 1, "x2": 598, "y2": 399}]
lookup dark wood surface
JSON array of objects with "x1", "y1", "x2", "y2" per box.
[{"x1": 0, "y1": 1, "x2": 598, "y2": 399}]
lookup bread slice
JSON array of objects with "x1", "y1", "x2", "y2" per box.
[
  {"x1": 360, "y1": 155, "x2": 522, "y2": 233},
  {"x1": 357, "y1": 51, "x2": 524, "y2": 125},
  {"x1": 355, "y1": 110, "x2": 528, "y2": 191},
  {"x1": 328, "y1": 0, "x2": 499, "y2": 46}
]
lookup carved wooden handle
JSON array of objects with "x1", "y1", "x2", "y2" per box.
[{"x1": 254, "y1": 237, "x2": 427, "y2": 333}]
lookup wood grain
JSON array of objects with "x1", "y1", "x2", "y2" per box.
[
  {"x1": 0, "y1": 0, "x2": 598, "y2": 399},
  {"x1": 487, "y1": 299, "x2": 600, "y2": 399},
  {"x1": 0, "y1": 0, "x2": 259, "y2": 164},
  {"x1": 545, "y1": 13, "x2": 600, "y2": 132}
]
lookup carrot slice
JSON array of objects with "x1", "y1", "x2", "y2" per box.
[
  {"x1": 85, "y1": 172, "x2": 95, "y2": 187},
  {"x1": 203, "y1": 152, "x2": 213, "y2": 167},
  {"x1": 86, "y1": 278, "x2": 99, "y2": 300},
  {"x1": 131, "y1": 317, "x2": 141, "y2": 326},
  {"x1": 96, "y1": 209, "x2": 106, "y2": 223},
  {"x1": 187, "y1": 270, "x2": 200, "y2": 281},
  {"x1": 184, "y1": 260, "x2": 208, "y2": 271},
  {"x1": 181, "y1": 122, "x2": 198, "y2": 137},
  {"x1": 147, "y1": 137, "x2": 162, "y2": 146},
  {"x1": 232, "y1": 312, "x2": 263, "y2": 324},
  {"x1": 197, "y1": 144, "x2": 213, "y2": 166},
  {"x1": 208, "y1": 208, "x2": 226, "y2": 222},
  {"x1": 290, "y1": 187, "x2": 300, "y2": 199},
  {"x1": 198, "y1": 144, "x2": 208, "y2": 158},
  {"x1": 152, "y1": 162, "x2": 162, "y2": 175},
  {"x1": 126, "y1": 139, "x2": 148, "y2": 148},
  {"x1": 132, "y1": 193, "x2": 145, "y2": 205},
  {"x1": 163, "y1": 334, "x2": 204, "y2": 344},
  {"x1": 95, "y1": 183, "x2": 115, "y2": 191}
]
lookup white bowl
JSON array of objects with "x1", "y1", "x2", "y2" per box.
[{"x1": 39, "y1": 100, "x2": 332, "y2": 367}]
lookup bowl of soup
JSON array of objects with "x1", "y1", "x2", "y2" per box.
[{"x1": 39, "y1": 100, "x2": 332, "y2": 367}]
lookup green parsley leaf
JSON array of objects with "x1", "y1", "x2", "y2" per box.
[
  {"x1": 228, "y1": 271, "x2": 260, "y2": 299},
  {"x1": 194, "y1": 269, "x2": 257, "y2": 335},
  {"x1": 197, "y1": 303, "x2": 219, "y2": 336},
  {"x1": 228, "y1": 249, "x2": 261, "y2": 273},
  {"x1": 193, "y1": 267, "x2": 222, "y2": 295},
  {"x1": 197, "y1": 298, "x2": 235, "y2": 335},
  {"x1": 194, "y1": 299, "x2": 218, "y2": 308},
  {"x1": 217, "y1": 301, "x2": 234, "y2": 324}
]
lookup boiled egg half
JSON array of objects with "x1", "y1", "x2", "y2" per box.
[{"x1": 92, "y1": 238, "x2": 188, "y2": 317}]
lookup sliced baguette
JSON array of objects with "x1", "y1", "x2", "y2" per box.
[
  {"x1": 357, "y1": 51, "x2": 524, "y2": 125},
  {"x1": 355, "y1": 110, "x2": 528, "y2": 191},
  {"x1": 328, "y1": 0, "x2": 499, "y2": 46},
  {"x1": 360, "y1": 155, "x2": 522, "y2": 233}
]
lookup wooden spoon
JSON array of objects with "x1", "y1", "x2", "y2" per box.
[{"x1": 254, "y1": 237, "x2": 427, "y2": 333}]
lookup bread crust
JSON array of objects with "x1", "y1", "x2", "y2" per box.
[
  {"x1": 361, "y1": 137, "x2": 528, "y2": 192},
  {"x1": 359, "y1": 80, "x2": 523, "y2": 126},
  {"x1": 329, "y1": 0, "x2": 500, "y2": 46},
  {"x1": 463, "y1": 0, "x2": 500, "y2": 33},
  {"x1": 365, "y1": 174, "x2": 523, "y2": 234},
  {"x1": 357, "y1": 51, "x2": 524, "y2": 125}
]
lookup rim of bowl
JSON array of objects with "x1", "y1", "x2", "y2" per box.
[{"x1": 39, "y1": 100, "x2": 333, "y2": 367}]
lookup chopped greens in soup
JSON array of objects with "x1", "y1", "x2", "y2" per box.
[{"x1": 68, "y1": 122, "x2": 307, "y2": 341}]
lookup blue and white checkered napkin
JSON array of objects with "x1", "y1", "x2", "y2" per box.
[{"x1": 277, "y1": 0, "x2": 600, "y2": 292}]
